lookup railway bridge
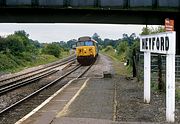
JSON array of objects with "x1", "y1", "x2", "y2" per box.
[{"x1": 0, "y1": 0, "x2": 180, "y2": 53}]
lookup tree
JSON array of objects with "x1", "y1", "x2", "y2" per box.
[
  {"x1": 122, "y1": 33, "x2": 136, "y2": 45},
  {"x1": 5, "y1": 34, "x2": 26, "y2": 55},
  {"x1": 115, "y1": 33, "x2": 139, "y2": 76},
  {"x1": 42, "y1": 43, "x2": 61, "y2": 58},
  {"x1": 67, "y1": 39, "x2": 77, "y2": 48},
  {"x1": 140, "y1": 26, "x2": 165, "y2": 35},
  {"x1": 92, "y1": 33, "x2": 103, "y2": 45},
  {"x1": 14, "y1": 30, "x2": 30, "y2": 47},
  {"x1": 0, "y1": 37, "x2": 6, "y2": 52},
  {"x1": 14, "y1": 30, "x2": 29, "y2": 38},
  {"x1": 116, "y1": 41, "x2": 129, "y2": 55}
]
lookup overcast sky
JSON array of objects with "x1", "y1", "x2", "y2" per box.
[{"x1": 0, "y1": 23, "x2": 154, "y2": 43}]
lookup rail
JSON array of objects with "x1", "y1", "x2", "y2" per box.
[{"x1": 0, "y1": 63, "x2": 93, "y2": 115}]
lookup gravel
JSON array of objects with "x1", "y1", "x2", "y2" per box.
[
  {"x1": 86, "y1": 54, "x2": 180, "y2": 123},
  {"x1": 113, "y1": 59, "x2": 180, "y2": 123}
]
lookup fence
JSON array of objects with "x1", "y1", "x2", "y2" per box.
[{"x1": 136, "y1": 53, "x2": 180, "y2": 85}]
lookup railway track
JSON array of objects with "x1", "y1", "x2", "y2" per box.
[
  {"x1": 0, "y1": 56, "x2": 76, "y2": 94},
  {"x1": 0, "y1": 54, "x2": 76, "y2": 87},
  {"x1": 0, "y1": 62, "x2": 93, "y2": 124}
]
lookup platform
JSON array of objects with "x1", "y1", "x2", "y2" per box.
[{"x1": 16, "y1": 76, "x2": 115, "y2": 124}]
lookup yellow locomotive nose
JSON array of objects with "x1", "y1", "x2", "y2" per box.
[
  {"x1": 77, "y1": 46, "x2": 94, "y2": 56},
  {"x1": 89, "y1": 48, "x2": 93, "y2": 55},
  {"x1": 76, "y1": 36, "x2": 98, "y2": 65}
]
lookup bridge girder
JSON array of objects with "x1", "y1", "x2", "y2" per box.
[
  {"x1": 0, "y1": 8, "x2": 179, "y2": 54},
  {"x1": 0, "y1": 8, "x2": 178, "y2": 24}
]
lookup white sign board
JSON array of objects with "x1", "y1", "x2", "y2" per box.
[
  {"x1": 140, "y1": 31, "x2": 176, "y2": 122},
  {"x1": 140, "y1": 32, "x2": 176, "y2": 54}
]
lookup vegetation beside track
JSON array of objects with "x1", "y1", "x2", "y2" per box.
[
  {"x1": 100, "y1": 46, "x2": 131, "y2": 77},
  {"x1": 0, "y1": 30, "x2": 70, "y2": 74},
  {"x1": 0, "y1": 53, "x2": 69, "y2": 73},
  {"x1": 176, "y1": 89, "x2": 180, "y2": 100}
]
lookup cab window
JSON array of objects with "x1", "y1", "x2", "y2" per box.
[
  {"x1": 77, "y1": 41, "x2": 94, "y2": 46},
  {"x1": 85, "y1": 41, "x2": 93, "y2": 46},
  {"x1": 76, "y1": 42, "x2": 84, "y2": 46}
]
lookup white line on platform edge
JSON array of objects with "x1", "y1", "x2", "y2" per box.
[
  {"x1": 15, "y1": 78, "x2": 77, "y2": 124},
  {"x1": 56, "y1": 78, "x2": 89, "y2": 117}
]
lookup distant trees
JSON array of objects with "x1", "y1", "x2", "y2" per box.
[
  {"x1": 92, "y1": 33, "x2": 120, "y2": 48},
  {"x1": 141, "y1": 26, "x2": 165, "y2": 35},
  {"x1": 59, "y1": 41, "x2": 68, "y2": 50},
  {"x1": 122, "y1": 33, "x2": 136, "y2": 45},
  {"x1": 2, "y1": 28, "x2": 166, "y2": 60},
  {"x1": 42, "y1": 43, "x2": 62, "y2": 58},
  {"x1": 92, "y1": 33, "x2": 103, "y2": 45},
  {"x1": 67, "y1": 39, "x2": 77, "y2": 48},
  {"x1": 0, "y1": 30, "x2": 70, "y2": 58},
  {"x1": 0, "y1": 30, "x2": 29, "y2": 55}
]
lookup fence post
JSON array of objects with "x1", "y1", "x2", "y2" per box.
[{"x1": 133, "y1": 55, "x2": 136, "y2": 77}]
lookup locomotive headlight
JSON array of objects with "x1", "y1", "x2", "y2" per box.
[{"x1": 84, "y1": 48, "x2": 86, "y2": 51}]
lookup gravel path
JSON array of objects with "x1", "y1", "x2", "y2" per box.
[{"x1": 113, "y1": 58, "x2": 180, "y2": 123}]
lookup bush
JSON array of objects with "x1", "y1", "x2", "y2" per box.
[
  {"x1": 116, "y1": 41, "x2": 129, "y2": 55},
  {"x1": 42, "y1": 43, "x2": 61, "y2": 58},
  {"x1": 0, "y1": 53, "x2": 19, "y2": 71},
  {"x1": 104, "y1": 45, "x2": 114, "y2": 52}
]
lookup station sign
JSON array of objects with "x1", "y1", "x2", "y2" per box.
[
  {"x1": 140, "y1": 31, "x2": 176, "y2": 122},
  {"x1": 140, "y1": 32, "x2": 176, "y2": 54}
]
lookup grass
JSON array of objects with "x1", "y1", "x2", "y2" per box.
[
  {"x1": 0, "y1": 51, "x2": 70, "y2": 74},
  {"x1": 100, "y1": 49, "x2": 131, "y2": 77},
  {"x1": 176, "y1": 88, "x2": 180, "y2": 101}
]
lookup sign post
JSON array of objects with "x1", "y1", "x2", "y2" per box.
[
  {"x1": 144, "y1": 51, "x2": 151, "y2": 103},
  {"x1": 140, "y1": 31, "x2": 176, "y2": 122},
  {"x1": 166, "y1": 54, "x2": 175, "y2": 122}
]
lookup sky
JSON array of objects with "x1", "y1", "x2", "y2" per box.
[{"x1": 0, "y1": 23, "x2": 152, "y2": 43}]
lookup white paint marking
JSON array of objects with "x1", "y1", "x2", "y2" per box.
[
  {"x1": 15, "y1": 78, "x2": 77, "y2": 124},
  {"x1": 113, "y1": 80, "x2": 117, "y2": 121},
  {"x1": 56, "y1": 78, "x2": 89, "y2": 117}
]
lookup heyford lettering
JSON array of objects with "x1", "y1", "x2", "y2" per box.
[{"x1": 141, "y1": 36, "x2": 169, "y2": 51}]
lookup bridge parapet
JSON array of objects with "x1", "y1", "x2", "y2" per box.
[{"x1": 0, "y1": 0, "x2": 179, "y2": 11}]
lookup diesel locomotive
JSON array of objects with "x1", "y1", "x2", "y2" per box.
[{"x1": 76, "y1": 36, "x2": 98, "y2": 65}]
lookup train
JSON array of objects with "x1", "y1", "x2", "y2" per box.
[{"x1": 75, "y1": 36, "x2": 98, "y2": 65}]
